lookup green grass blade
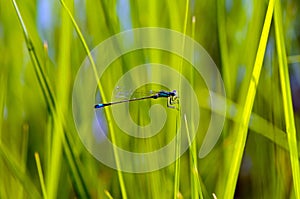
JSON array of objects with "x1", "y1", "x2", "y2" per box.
[
  {"x1": 0, "y1": 143, "x2": 42, "y2": 198},
  {"x1": 11, "y1": 0, "x2": 56, "y2": 114},
  {"x1": 10, "y1": 1, "x2": 90, "y2": 198},
  {"x1": 35, "y1": 152, "x2": 48, "y2": 199},
  {"x1": 184, "y1": 115, "x2": 203, "y2": 199},
  {"x1": 217, "y1": 0, "x2": 232, "y2": 98},
  {"x1": 198, "y1": 90, "x2": 289, "y2": 152},
  {"x1": 46, "y1": 0, "x2": 73, "y2": 197},
  {"x1": 223, "y1": 0, "x2": 274, "y2": 198},
  {"x1": 105, "y1": 190, "x2": 114, "y2": 199},
  {"x1": 174, "y1": 115, "x2": 181, "y2": 199},
  {"x1": 59, "y1": 0, "x2": 105, "y2": 101},
  {"x1": 59, "y1": 1, "x2": 128, "y2": 198},
  {"x1": 10, "y1": 1, "x2": 61, "y2": 198},
  {"x1": 174, "y1": 1, "x2": 190, "y2": 198},
  {"x1": 274, "y1": 0, "x2": 300, "y2": 197},
  {"x1": 47, "y1": 120, "x2": 64, "y2": 199},
  {"x1": 187, "y1": 17, "x2": 204, "y2": 199}
]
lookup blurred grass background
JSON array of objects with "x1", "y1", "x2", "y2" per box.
[{"x1": 1, "y1": 0, "x2": 300, "y2": 198}]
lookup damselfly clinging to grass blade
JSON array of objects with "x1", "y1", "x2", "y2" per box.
[{"x1": 94, "y1": 90, "x2": 179, "y2": 109}]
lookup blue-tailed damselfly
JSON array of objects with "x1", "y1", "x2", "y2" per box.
[{"x1": 94, "y1": 90, "x2": 178, "y2": 109}]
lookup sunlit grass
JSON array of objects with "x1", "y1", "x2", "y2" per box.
[
  {"x1": 223, "y1": 0, "x2": 274, "y2": 197},
  {"x1": 274, "y1": 0, "x2": 300, "y2": 197}
]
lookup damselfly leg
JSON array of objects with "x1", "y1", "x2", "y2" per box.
[{"x1": 167, "y1": 91, "x2": 179, "y2": 109}]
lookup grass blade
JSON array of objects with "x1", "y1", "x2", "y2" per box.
[
  {"x1": 184, "y1": 115, "x2": 203, "y2": 199},
  {"x1": 0, "y1": 143, "x2": 42, "y2": 198},
  {"x1": 10, "y1": 1, "x2": 90, "y2": 198},
  {"x1": 274, "y1": 0, "x2": 300, "y2": 197},
  {"x1": 11, "y1": 0, "x2": 56, "y2": 114},
  {"x1": 35, "y1": 152, "x2": 48, "y2": 199},
  {"x1": 174, "y1": 1, "x2": 190, "y2": 198},
  {"x1": 174, "y1": 115, "x2": 181, "y2": 199},
  {"x1": 59, "y1": 1, "x2": 128, "y2": 198},
  {"x1": 217, "y1": 0, "x2": 232, "y2": 98},
  {"x1": 223, "y1": 0, "x2": 274, "y2": 197}
]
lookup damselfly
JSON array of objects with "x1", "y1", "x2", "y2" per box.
[{"x1": 94, "y1": 90, "x2": 178, "y2": 109}]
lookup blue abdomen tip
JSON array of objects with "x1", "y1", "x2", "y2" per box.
[{"x1": 95, "y1": 104, "x2": 104, "y2": 108}]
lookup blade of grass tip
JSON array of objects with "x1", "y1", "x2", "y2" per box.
[
  {"x1": 40, "y1": 42, "x2": 61, "y2": 199},
  {"x1": 212, "y1": 193, "x2": 218, "y2": 199},
  {"x1": 0, "y1": 143, "x2": 42, "y2": 198},
  {"x1": 184, "y1": 114, "x2": 203, "y2": 199},
  {"x1": 223, "y1": 0, "x2": 274, "y2": 198},
  {"x1": 191, "y1": 15, "x2": 196, "y2": 86},
  {"x1": 11, "y1": 3, "x2": 63, "y2": 196},
  {"x1": 274, "y1": 0, "x2": 300, "y2": 197},
  {"x1": 59, "y1": 1, "x2": 127, "y2": 198},
  {"x1": 10, "y1": 1, "x2": 62, "y2": 198},
  {"x1": 190, "y1": 16, "x2": 205, "y2": 199},
  {"x1": 190, "y1": 17, "x2": 198, "y2": 199},
  {"x1": 177, "y1": 0, "x2": 189, "y2": 89},
  {"x1": 104, "y1": 190, "x2": 114, "y2": 199},
  {"x1": 35, "y1": 152, "x2": 48, "y2": 199},
  {"x1": 10, "y1": 1, "x2": 90, "y2": 198},
  {"x1": 11, "y1": 0, "x2": 56, "y2": 114}
]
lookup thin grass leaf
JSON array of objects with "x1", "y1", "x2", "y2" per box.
[
  {"x1": 105, "y1": 190, "x2": 114, "y2": 199},
  {"x1": 199, "y1": 90, "x2": 289, "y2": 153},
  {"x1": 59, "y1": 1, "x2": 128, "y2": 198},
  {"x1": 35, "y1": 152, "x2": 48, "y2": 199},
  {"x1": 174, "y1": 1, "x2": 190, "y2": 198},
  {"x1": 11, "y1": 0, "x2": 56, "y2": 114},
  {"x1": 44, "y1": 0, "x2": 73, "y2": 198},
  {"x1": 47, "y1": 121, "x2": 64, "y2": 199},
  {"x1": 223, "y1": 0, "x2": 274, "y2": 198},
  {"x1": 174, "y1": 115, "x2": 181, "y2": 199},
  {"x1": 10, "y1": 1, "x2": 90, "y2": 198},
  {"x1": 274, "y1": 0, "x2": 300, "y2": 197},
  {"x1": 217, "y1": 0, "x2": 232, "y2": 98},
  {"x1": 184, "y1": 115, "x2": 203, "y2": 199},
  {"x1": 189, "y1": 17, "x2": 204, "y2": 199}
]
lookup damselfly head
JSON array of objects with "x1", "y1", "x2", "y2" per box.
[{"x1": 171, "y1": 90, "x2": 177, "y2": 96}]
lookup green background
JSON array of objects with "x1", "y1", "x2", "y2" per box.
[{"x1": 1, "y1": 0, "x2": 300, "y2": 198}]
